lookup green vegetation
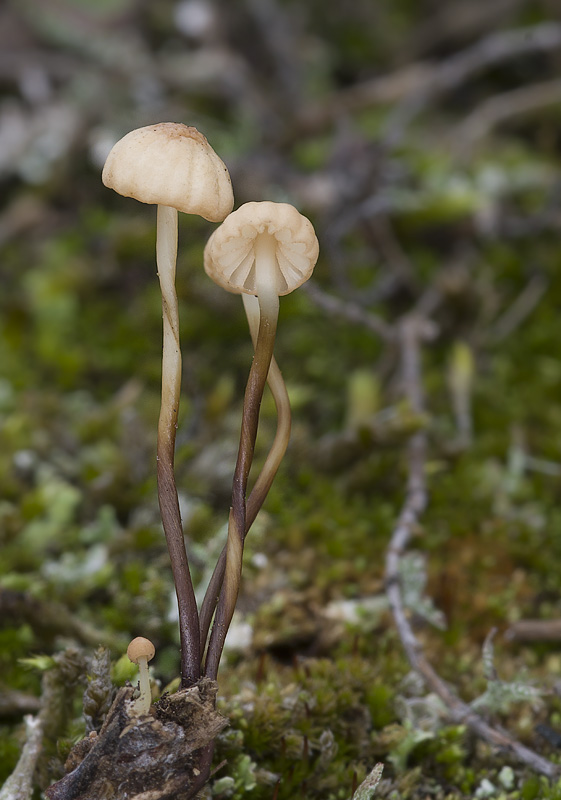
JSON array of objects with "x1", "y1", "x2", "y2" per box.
[{"x1": 2, "y1": 0, "x2": 561, "y2": 797}]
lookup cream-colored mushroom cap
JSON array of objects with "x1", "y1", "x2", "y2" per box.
[
  {"x1": 127, "y1": 636, "x2": 156, "y2": 664},
  {"x1": 102, "y1": 123, "x2": 233, "y2": 223},
  {"x1": 204, "y1": 201, "x2": 319, "y2": 296}
]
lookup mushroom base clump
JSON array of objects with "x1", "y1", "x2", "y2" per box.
[{"x1": 45, "y1": 680, "x2": 226, "y2": 800}]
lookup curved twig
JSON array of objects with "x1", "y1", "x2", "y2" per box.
[{"x1": 384, "y1": 316, "x2": 560, "y2": 780}]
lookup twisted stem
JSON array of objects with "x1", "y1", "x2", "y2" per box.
[
  {"x1": 199, "y1": 294, "x2": 291, "y2": 655},
  {"x1": 156, "y1": 204, "x2": 200, "y2": 688}
]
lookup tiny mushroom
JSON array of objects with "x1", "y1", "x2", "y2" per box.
[
  {"x1": 202, "y1": 201, "x2": 319, "y2": 679},
  {"x1": 127, "y1": 636, "x2": 156, "y2": 715},
  {"x1": 103, "y1": 123, "x2": 234, "y2": 688}
]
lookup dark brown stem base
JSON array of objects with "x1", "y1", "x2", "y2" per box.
[
  {"x1": 157, "y1": 454, "x2": 200, "y2": 688},
  {"x1": 45, "y1": 679, "x2": 226, "y2": 800}
]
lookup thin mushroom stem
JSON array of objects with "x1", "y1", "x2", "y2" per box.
[
  {"x1": 136, "y1": 657, "x2": 152, "y2": 715},
  {"x1": 205, "y1": 237, "x2": 280, "y2": 679},
  {"x1": 243, "y1": 293, "x2": 291, "y2": 521},
  {"x1": 199, "y1": 294, "x2": 291, "y2": 655},
  {"x1": 155, "y1": 204, "x2": 200, "y2": 688}
]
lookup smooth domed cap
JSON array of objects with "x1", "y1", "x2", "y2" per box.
[
  {"x1": 102, "y1": 123, "x2": 233, "y2": 223},
  {"x1": 204, "y1": 201, "x2": 319, "y2": 296},
  {"x1": 127, "y1": 636, "x2": 156, "y2": 664}
]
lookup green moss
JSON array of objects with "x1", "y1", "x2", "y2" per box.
[{"x1": 0, "y1": 727, "x2": 21, "y2": 784}]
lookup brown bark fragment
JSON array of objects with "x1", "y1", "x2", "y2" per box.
[{"x1": 46, "y1": 679, "x2": 227, "y2": 800}]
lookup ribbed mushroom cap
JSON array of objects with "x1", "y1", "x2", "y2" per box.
[
  {"x1": 127, "y1": 636, "x2": 156, "y2": 664},
  {"x1": 102, "y1": 123, "x2": 233, "y2": 223},
  {"x1": 204, "y1": 201, "x2": 319, "y2": 296}
]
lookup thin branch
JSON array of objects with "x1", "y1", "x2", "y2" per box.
[
  {"x1": 383, "y1": 23, "x2": 561, "y2": 146},
  {"x1": 456, "y1": 77, "x2": 561, "y2": 148},
  {"x1": 426, "y1": 23, "x2": 561, "y2": 94},
  {"x1": 403, "y1": 0, "x2": 526, "y2": 60},
  {"x1": 294, "y1": 23, "x2": 561, "y2": 137},
  {"x1": 0, "y1": 715, "x2": 43, "y2": 800},
  {"x1": 0, "y1": 691, "x2": 40, "y2": 719},
  {"x1": 506, "y1": 620, "x2": 561, "y2": 643},
  {"x1": 489, "y1": 274, "x2": 548, "y2": 343},
  {"x1": 0, "y1": 590, "x2": 127, "y2": 652},
  {"x1": 384, "y1": 316, "x2": 560, "y2": 780},
  {"x1": 244, "y1": 0, "x2": 304, "y2": 106},
  {"x1": 296, "y1": 63, "x2": 435, "y2": 134},
  {"x1": 302, "y1": 281, "x2": 395, "y2": 341}
]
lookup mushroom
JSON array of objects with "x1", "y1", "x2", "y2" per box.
[
  {"x1": 103, "y1": 123, "x2": 234, "y2": 687},
  {"x1": 202, "y1": 201, "x2": 318, "y2": 678},
  {"x1": 127, "y1": 636, "x2": 156, "y2": 715},
  {"x1": 204, "y1": 200, "x2": 318, "y2": 312}
]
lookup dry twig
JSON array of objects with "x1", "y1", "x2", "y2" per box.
[
  {"x1": 403, "y1": 0, "x2": 525, "y2": 59},
  {"x1": 295, "y1": 23, "x2": 561, "y2": 138},
  {"x1": 0, "y1": 691, "x2": 40, "y2": 719},
  {"x1": 384, "y1": 23, "x2": 561, "y2": 145},
  {"x1": 384, "y1": 316, "x2": 560, "y2": 779},
  {"x1": 0, "y1": 590, "x2": 127, "y2": 652},
  {"x1": 489, "y1": 274, "x2": 548, "y2": 343},
  {"x1": 0, "y1": 715, "x2": 43, "y2": 800},
  {"x1": 506, "y1": 620, "x2": 561, "y2": 643},
  {"x1": 456, "y1": 77, "x2": 561, "y2": 149},
  {"x1": 302, "y1": 281, "x2": 394, "y2": 341}
]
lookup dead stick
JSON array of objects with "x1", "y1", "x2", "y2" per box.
[{"x1": 384, "y1": 315, "x2": 560, "y2": 780}]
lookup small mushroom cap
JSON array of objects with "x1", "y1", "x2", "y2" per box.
[
  {"x1": 102, "y1": 123, "x2": 233, "y2": 222},
  {"x1": 204, "y1": 201, "x2": 319, "y2": 296},
  {"x1": 127, "y1": 637, "x2": 156, "y2": 664}
]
